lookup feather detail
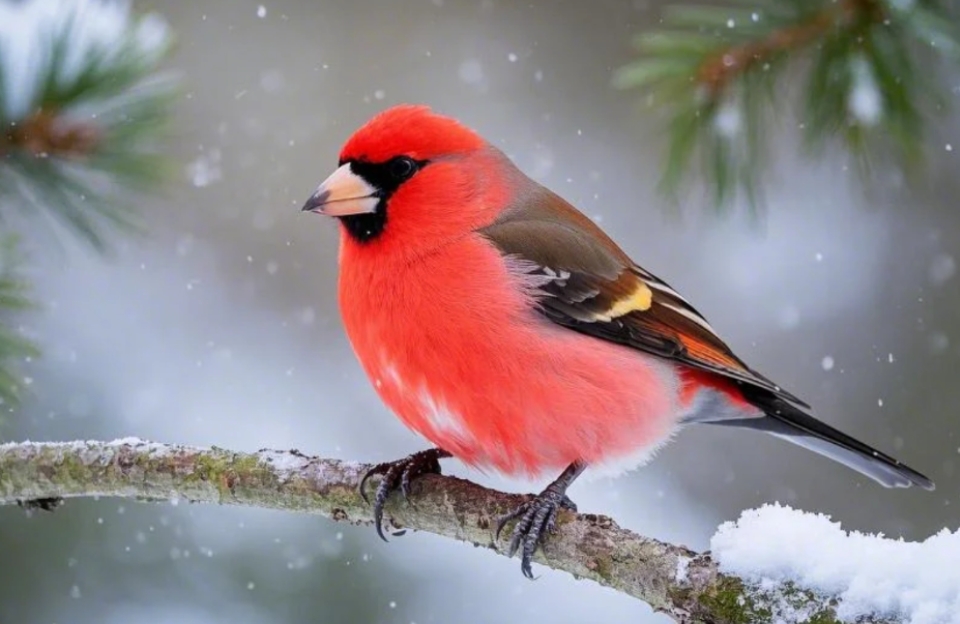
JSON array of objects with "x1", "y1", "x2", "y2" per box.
[
  {"x1": 602, "y1": 282, "x2": 653, "y2": 319},
  {"x1": 478, "y1": 185, "x2": 809, "y2": 408}
]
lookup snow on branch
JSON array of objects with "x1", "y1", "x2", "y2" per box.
[
  {"x1": 713, "y1": 504, "x2": 960, "y2": 624},
  {"x1": 0, "y1": 439, "x2": 952, "y2": 624}
]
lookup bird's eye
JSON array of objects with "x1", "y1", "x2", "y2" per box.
[{"x1": 388, "y1": 156, "x2": 418, "y2": 181}]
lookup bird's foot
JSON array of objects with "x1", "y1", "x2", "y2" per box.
[
  {"x1": 360, "y1": 447, "x2": 451, "y2": 541},
  {"x1": 495, "y1": 487, "x2": 578, "y2": 579},
  {"x1": 494, "y1": 460, "x2": 586, "y2": 578}
]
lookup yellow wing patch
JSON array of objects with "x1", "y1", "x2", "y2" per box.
[{"x1": 593, "y1": 282, "x2": 653, "y2": 321}]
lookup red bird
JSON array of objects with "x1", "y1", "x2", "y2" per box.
[{"x1": 302, "y1": 105, "x2": 933, "y2": 577}]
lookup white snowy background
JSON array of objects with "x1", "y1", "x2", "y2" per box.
[{"x1": 1, "y1": 1, "x2": 959, "y2": 623}]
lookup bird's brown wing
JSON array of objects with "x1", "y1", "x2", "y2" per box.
[
  {"x1": 478, "y1": 186, "x2": 936, "y2": 491},
  {"x1": 478, "y1": 186, "x2": 809, "y2": 408}
]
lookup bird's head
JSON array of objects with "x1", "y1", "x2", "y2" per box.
[{"x1": 302, "y1": 105, "x2": 516, "y2": 256}]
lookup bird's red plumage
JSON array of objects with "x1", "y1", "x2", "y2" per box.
[
  {"x1": 340, "y1": 229, "x2": 686, "y2": 476},
  {"x1": 333, "y1": 106, "x2": 722, "y2": 477},
  {"x1": 340, "y1": 104, "x2": 485, "y2": 165}
]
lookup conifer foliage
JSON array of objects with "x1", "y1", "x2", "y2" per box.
[
  {"x1": 0, "y1": 0, "x2": 174, "y2": 409},
  {"x1": 615, "y1": 0, "x2": 960, "y2": 210}
]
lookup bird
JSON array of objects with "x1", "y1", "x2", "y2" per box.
[{"x1": 301, "y1": 104, "x2": 934, "y2": 578}]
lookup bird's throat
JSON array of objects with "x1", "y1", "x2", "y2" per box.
[{"x1": 339, "y1": 206, "x2": 387, "y2": 243}]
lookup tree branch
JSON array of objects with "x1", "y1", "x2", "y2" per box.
[
  {"x1": 696, "y1": 0, "x2": 880, "y2": 95},
  {"x1": 0, "y1": 109, "x2": 101, "y2": 159},
  {"x1": 0, "y1": 440, "x2": 897, "y2": 624}
]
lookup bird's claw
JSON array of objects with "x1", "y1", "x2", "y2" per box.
[
  {"x1": 359, "y1": 448, "x2": 450, "y2": 542},
  {"x1": 495, "y1": 489, "x2": 577, "y2": 579}
]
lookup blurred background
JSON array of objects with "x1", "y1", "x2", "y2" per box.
[{"x1": 1, "y1": 1, "x2": 958, "y2": 622}]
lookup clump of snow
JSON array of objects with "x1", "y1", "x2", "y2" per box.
[
  {"x1": 108, "y1": 436, "x2": 151, "y2": 446},
  {"x1": 847, "y1": 55, "x2": 882, "y2": 126},
  {"x1": 712, "y1": 504, "x2": 960, "y2": 624},
  {"x1": 713, "y1": 102, "x2": 742, "y2": 138},
  {"x1": 675, "y1": 555, "x2": 691, "y2": 583},
  {"x1": 186, "y1": 148, "x2": 223, "y2": 187},
  {"x1": 0, "y1": 0, "x2": 170, "y2": 119},
  {"x1": 255, "y1": 449, "x2": 310, "y2": 475},
  {"x1": 105, "y1": 438, "x2": 174, "y2": 456}
]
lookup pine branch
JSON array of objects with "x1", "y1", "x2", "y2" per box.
[
  {"x1": 0, "y1": 109, "x2": 100, "y2": 159},
  {"x1": 696, "y1": 1, "x2": 859, "y2": 95},
  {"x1": 0, "y1": 0, "x2": 176, "y2": 251},
  {"x1": 0, "y1": 0, "x2": 176, "y2": 413},
  {"x1": 0, "y1": 439, "x2": 906, "y2": 624},
  {"x1": 615, "y1": 0, "x2": 960, "y2": 211}
]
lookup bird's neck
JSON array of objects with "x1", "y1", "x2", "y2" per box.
[{"x1": 338, "y1": 210, "x2": 387, "y2": 244}]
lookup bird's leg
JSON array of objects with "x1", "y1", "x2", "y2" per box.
[
  {"x1": 495, "y1": 460, "x2": 586, "y2": 579},
  {"x1": 359, "y1": 447, "x2": 452, "y2": 541}
]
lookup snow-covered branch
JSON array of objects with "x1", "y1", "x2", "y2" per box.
[{"x1": 0, "y1": 440, "x2": 951, "y2": 624}]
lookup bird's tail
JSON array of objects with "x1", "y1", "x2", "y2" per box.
[{"x1": 706, "y1": 391, "x2": 935, "y2": 490}]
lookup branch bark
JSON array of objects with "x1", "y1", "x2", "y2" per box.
[{"x1": 0, "y1": 440, "x2": 893, "y2": 624}]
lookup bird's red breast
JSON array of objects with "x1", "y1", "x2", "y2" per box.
[{"x1": 339, "y1": 227, "x2": 685, "y2": 476}]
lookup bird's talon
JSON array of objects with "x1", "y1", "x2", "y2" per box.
[
  {"x1": 496, "y1": 485, "x2": 578, "y2": 579},
  {"x1": 545, "y1": 512, "x2": 558, "y2": 535},
  {"x1": 359, "y1": 462, "x2": 391, "y2": 504},
  {"x1": 359, "y1": 448, "x2": 450, "y2": 543},
  {"x1": 400, "y1": 462, "x2": 420, "y2": 501},
  {"x1": 371, "y1": 463, "x2": 403, "y2": 541},
  {"x1": 494, "y1": 503, "x2": 526, "y2": 543}
]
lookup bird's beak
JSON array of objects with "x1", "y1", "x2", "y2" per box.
[{"x1": 301, "y1": 163, "x2": 380, "y2": 216}]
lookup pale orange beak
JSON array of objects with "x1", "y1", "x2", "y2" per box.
[{"x1": 301, "y1": 164, "x2": 380, "y2": 217}]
